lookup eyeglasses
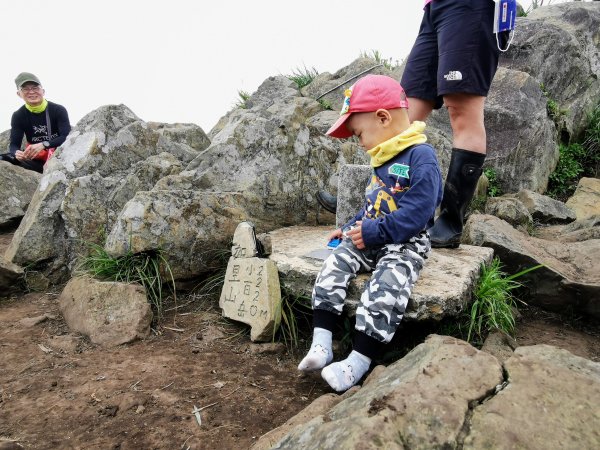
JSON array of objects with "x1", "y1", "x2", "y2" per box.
[{"x1": 20, "y1": 85, "x2": 42, "y2": 92}]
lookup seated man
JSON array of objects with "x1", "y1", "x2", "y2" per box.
[{"x1": 1, "y1": 72, "x2": 71, "y2": 173}]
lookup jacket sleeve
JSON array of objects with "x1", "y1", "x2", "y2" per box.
[
  {"x1": 48, "y1": 105, "x2": 71, "y2": 149},
  {"x1": 360, "y1": 162, "x2": 441, "y2": 247},
  {"x1": 9, "y1": 112, "x2": 25, "y2": 155}
]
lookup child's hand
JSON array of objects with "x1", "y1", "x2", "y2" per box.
[
  {"x1": 347, "y1": 221, "x2": 365, "y2": 249},
  {"x1": 328, "y1": 228, "x2": 343, "y2": 242}
]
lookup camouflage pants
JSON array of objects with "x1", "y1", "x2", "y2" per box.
[{"x1": 312, "y1": 231, "x2": 431, "y2": 344}]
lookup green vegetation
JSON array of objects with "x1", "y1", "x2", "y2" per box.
[
  {"x1": 318, "y1": 98, "x2": 333, "y2": 110},
  {"x1": 519, "y1": 0, "x2": 556, "y2": 17},
  {"x1": 79, "y1": 243, "x2": 176, "y2": 321},
  {"x1": 541, "y1": 83, "x2": 567, "y2": 122},
  {"x1": 359, "y1": 50, "x2": 402, "y2": 71},
  {"x1": 235, "y1": 90, "x2": 251, "y2": 109},
  {"x1": 484, "y1": 167, "x2": 502, "y2": 197},
  {"x1": 466, "y1": 258, "x2": 543, "y2": 344},
  {"x1": 287, "y1": 65, "x2": 319, "y2": 89},
  {"x1": 547, "y1": 104, "x2": 600, "y2": 200},
  {"x1": 273, "y1": 288, "x2": 312, "y2": 351}
]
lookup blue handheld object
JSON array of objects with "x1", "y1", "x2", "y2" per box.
[{"x1": 327, "y1": 238, "x2": 342, "y2": 248}]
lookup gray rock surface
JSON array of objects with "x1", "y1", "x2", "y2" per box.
[
  {"x1": 484, "y1": 195, "x2": 533, "y2": 230},
  {"x1": 464, "y1": 345, "x2": 600, "y2": 449},
  {"x1": 263, "y1": 337, "x2": 600, "y2": 450},
  {"x1": 5, "y1": 105, "x2": 208, "y2": 282},
  {"x1": 0, "y1": 257, "x2": 23, "y2": 293},
  {"x1": 268, "y1": 226, "x2": 494, "y2": 320},
  {"x1": 515, "y1": 189, "x2": 576, "y2": 224},
  {"x1": 0, "y1": 162, "x2": 42, "y2": 226},
  {"x1": 463, "y1": 213, "x2": 600, "y2": 318},
  {"x1": 58, "y1": 276, "x2": 152, "y2": 346},
  {"x1": 271, "y1": 335, "x2": 504, "y2": 449}
]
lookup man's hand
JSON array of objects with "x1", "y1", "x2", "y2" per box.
[
  {"x1": 23, "y1": 143, "x2": 45, "y2": 160},
  {"x1": 347, "y1": 220, "x2": 365, "y2": 249}
]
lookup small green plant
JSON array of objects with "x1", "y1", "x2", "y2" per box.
[
  {"x1": 79, "y1": 243, "x2": 175, "y2": 321},
  {"x1": 582, "y1": 104, "x2": 600, "y2": 177},
  {"x1": 484, "y1": 167, "x2": 502, "y2": 197},
  {"x1": 235, "y1": 90, "x2": 251, "y2": 109},
  {"x1": 287, "y1": 65, "x2": 319, "y2": 89},
  {"x1": 467, "y1": 258, "x2": 543, "y2": 344},
  {"x1": 318, "y1": 98, "x2": 332, "y2": 110},
  {"x1": 547, "y1": 143, "x2": 586, "y2": 200},
  {"x1": 274, "y1": 288, "x2": 313, "y2": 350},
  {"x1": 540, "y1": 83, "x2": 567, "y2": 122}
]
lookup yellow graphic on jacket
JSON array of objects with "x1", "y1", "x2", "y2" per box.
[{"x1": 364, "y1": 174, "x2": 398, "y2": 219}]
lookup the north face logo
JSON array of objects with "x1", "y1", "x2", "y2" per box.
[{"x1": 443, "y1": 71, "x2": 463, "y2": 81}]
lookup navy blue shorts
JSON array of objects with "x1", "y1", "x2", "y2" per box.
[{"x1": 401, "y1": 0, "x2": 501, "y2": 109}]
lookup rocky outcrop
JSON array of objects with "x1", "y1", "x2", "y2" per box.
[
  {"x1": 501, "y1": 3, "x2": 600, "y2": 142},
  {"x1": 463, "y1": 213, "x2": 600, "y2": 318},
  {"x1": 256, "y1": 336, "x2": 600, "y2": 450},
  {"x1": 514, "y1": 189, "x2": 576, "y2": 224},
  {"x1": 5, "y1": 105, "x2": 209, "y2": 282},
  {"x1": 106, "y1": 76, "x2": 368, "y2": 278},
  {"x1": 58, "y1": 276, "x2": 152, "y2": 346},
  {"x1": 0, "y1": 161, "x2": 42, "y2": 226}
]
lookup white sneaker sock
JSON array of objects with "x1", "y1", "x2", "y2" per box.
[
  {"x1": 298, "y1": 328, "x2": 333, "y2": 372},
  {"x1": 321, "y1": 350, "x2": 371, "y2": 392}
]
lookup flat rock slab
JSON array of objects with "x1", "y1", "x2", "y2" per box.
[{"x1": 268, "y1": 226, "x2": 494, "y2": 320}]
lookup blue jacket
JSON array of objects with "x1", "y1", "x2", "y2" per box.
[{"x1": 345, "y1": 143, "x2": 443, "y2": 247}]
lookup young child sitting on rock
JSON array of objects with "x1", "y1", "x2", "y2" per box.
[{"x1": 298, "y1": 74, "x2": 443, "y2": 392}]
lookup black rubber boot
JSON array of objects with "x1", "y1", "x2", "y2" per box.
[
  {"x1": 429, "y1": 148, "x2": 485, "y2": 248},
  {"x1": 316, "y1": 190, "x2": 338, "y2": 214}
]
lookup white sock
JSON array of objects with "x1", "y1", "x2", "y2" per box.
[
  {"x1": 298, "y1": 328, "x2": 333, "y2": 372},
  {"x1": 321, "y1": 350, "x2": 371, "y2": 392}
]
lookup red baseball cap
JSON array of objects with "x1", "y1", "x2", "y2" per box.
[{"x1": 325, "y1": 74, "x2": 409, "y2": 138}]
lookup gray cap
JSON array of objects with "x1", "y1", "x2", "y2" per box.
[{"x1": 15, "y1": 72, "x2": 41, "y2": 88}]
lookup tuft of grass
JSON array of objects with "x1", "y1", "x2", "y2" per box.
[
  {"x1": 582, "y1": 104, "x2": 600, "y2": 177},
  {"x1": 78, "y1": 243, "x2": 176, "y2": 321},
  {"x1": 318, "y1": 98, "x2": 332, "y2": 110},
  {"x1": 273, "y1": 288, "x2": 313, "y2": 351},
  {"x1": 359, "y1": 50, "x2": 402, "y2": 70},
  {"x1": 287, "y1": 65, "x2": 319, "y2": 89},
  {"x1": 235, "y1": 90, "x2": 251, "y2": 109},
  {"x1": 467, "y1": 258, "x2": 543, "y2": 344},
  {"x1": 547, "y1": 143, "x2": 586, "y2": 200},
  {"x1": 540, "y1": 83, "x2": 567, "y2": 122}
]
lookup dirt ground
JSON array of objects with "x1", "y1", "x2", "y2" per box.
[{"x1": 1, "y1": 230, "x2": 599, "y2": 450}]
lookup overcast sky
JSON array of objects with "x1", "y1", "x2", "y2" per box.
[{"x1": 0, "y1": 0, "x2": 566, "y2": 135}]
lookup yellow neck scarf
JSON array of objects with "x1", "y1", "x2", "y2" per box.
[
  {"x1": 367, "y1": 121, "x2": 427, "y2": 167},
  {"x1": 25, "y1": 98, "x2": 48, "y2": 114}
]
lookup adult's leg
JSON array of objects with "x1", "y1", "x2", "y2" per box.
[
  {"x1": 444, "y1": 93, "x2": 487, "y2": 154},
  {"x1": 407, "y1": 97, "x2": 435, "y2": 123}
]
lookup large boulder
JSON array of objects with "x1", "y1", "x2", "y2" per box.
[
  {"x1": 261, "y1": 336, "x2": 600, "y2": 450},
  {"x1": 106, "y1": 76, "x2": 369, "y2": 278},
  {"x1": 501, "y1": 3, "x2": 600, "y2": 142},
  {"x1": 4, "y1": 105, "x2": 209, "y2": 282},
  {"x1": 463, "y1": 213, "x2": 600, "y2": 318},
  {"x1": 58, "y1": 276, "x2": 152, "y2": 346},
  {"x1": 0, "y1": 161, "x2": 42, "y2": 226},
  {"x1": 566, "y1": 177, "x2": 600, "y2": 220}
]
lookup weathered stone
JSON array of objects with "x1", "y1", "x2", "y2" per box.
[
  {"x1": 515, "y1": 189, "x2": 576, "y2": 224},
  {"x1": 0, "y1": 161, "x2": 42, "y2": 226},
  {"x1": 6, "y1": 105, "x2": 206, "y2": 281},
  {"x1": 336, "y1": 164, "x2": 370, "y2": 229},
  {"x1": 271, "y1": 335, "x2": 503, "y2": 449},
  {"x1": 231, "y1": 221, "x2": 260, "y2": 258},
  {"x1": 58, "y1": 276, "x2": 152, "y2": 346},
  {"x1": 463, "y1": 213, "x2": 600, "y2": 318},
  {"x1": 566, "y1": 177, "x2": 600, "y2": 220},
  {"x1": 484, "y1": 195, "x2": 533, "y2": 229},
  {"x1": 500, "y1": 3, "x2": 600, "y2": 141},
  {"x1": 0, "y1": 257, "x2": 23, "y2": 292},
  {"x1": 465, "y1": 345, "x2": 600, "y2": 449},
  {"x1": 268, "y1": 226, "x2": 494, "y2": 320},
  {"x1": 219, "y1": 257, "x2": 281, "y2": 342},
  {"x1": 480, "y1": 330, "x2": 518, "y2": 363}
]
